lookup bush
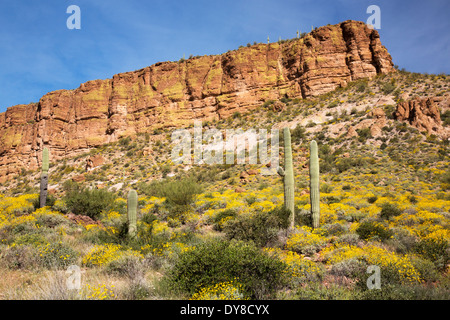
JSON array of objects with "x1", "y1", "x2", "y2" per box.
[
  {"x1": 322, "y1": 223, "x2": 348, "y2": 236},
  {"x1": 223, "y1": 212, "x2": 277, "y2": 247},
  {"x1": 119, "y1": 136, "x2": 131, "y2": 147},
  {"x1": 335, "y1": 156, "x2": 370, "y2": 173},
  {"x1": 320, "y1": 183, "x2": 333, "y2": 193},
  {"x1": 381, "y1": 80, "x2": 396, "y2": 95},
  {"x1": 286, "y1": 227, "x2": 328, "y2": 255},
  {"x1": 379, "y1": 202, "x2": 402, "y2": 220},
  {"x1": 223, "y1": 208, "x2": 289, "y2": 247},
  {"x1": 359, "y1": 283, "x2": 450, "y2": 300},
  {"x1": 212, "y1": 209, "x2": 237, "y2": 231},
  {"x1": 164, "y1": 239, "x2": 288, "y2": 299},
  {"x1": 0, "y1": 244, "x2": 40, "y2": 269},
  {"x1": 37, "y1": 242, "x2": 79, "y2": 269},
  {"x1": 31, "y1": 194, "x2": 56, "y2": 210},
  {"x1": 442, "y1": 110, "x2": 450, "y2": 126},
  {"x1": 336, "y1": 233, "x2": 360, "y2": 246},
  {"x1": 35, "y1": 212, "x2": 69, "y2": 228},
  {"x1": 414, "y1": 238, "x2": 449, "y2": 270},
  {"x1": 291, "y1": 125, "x2": 306, "y2": 141},
  {"x1": 330, "y1": 258, "x2": 367, "y2": 279},
  {"x1": 356, "y1": 81, "x2": 367, "y2": 92},
  {"x1": 141, "y1": 177, "x2": 202, "y2": 208},
  {"x1": 409, "y1": 255, "x2": 441, "y2": 283},
  {"x1": 356, "y1": 221, "x2": 392, "y2": 241},
  {"x1": 0, "y1": 242, "x2": 78, "y2": 270},
  {"x1": 357, "y1": 128, "x2": 372, "y2": 142},
  {"x1": 106, "y1": 252, "x2": 146, "y2": 279},
  {"x1": 287, "y1": 282, "x2": 358, "y2": 300},
  {"x1": 161, "y1": 178, "x2": 203, "y2": 219},
  {"x1": 64, "y1": 187, "x2": 116, "y2": 220}
]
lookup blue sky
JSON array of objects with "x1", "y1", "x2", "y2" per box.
[{"x1": 0, "y1": 0, "x2": 449, "y2": 112}]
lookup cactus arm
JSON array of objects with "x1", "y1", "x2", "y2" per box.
[
  {"x1": 39, "y1": 173, "x2": 48, "y2": 208},
  {"x1": 309, "y1": 140, "x2": 320, "y2": 228},
  {"x1": 39, "y1": 147, "x2": 49, "y2": 208},
  {"x1": 127, "y1": 189, "x2": 138, "y2": 238},
  {"x1": 282, "y1": 127, "x2": 295, "y2": 228},
  {"x1": 42, "y1": 147, "x2": 49, "y2": 173},
  {"x1": 277, "y1": 166, "x2": 285, "y2": 177}
]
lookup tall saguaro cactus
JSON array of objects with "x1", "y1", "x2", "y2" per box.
[
  {"x1": 309, "y1": 140, "x2": 320, "y2": 228},
  {"x1": 39, "y1": 147, "x2": 49, "y2": 208},
  {"x1": 127, "y1": 189, "x2": 138, "y2": 238},
  {"x1": 277, "y1": 127, "x2": 295, "y2": 228}
]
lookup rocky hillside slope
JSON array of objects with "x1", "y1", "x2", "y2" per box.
[{"x1": 0, "y1": 20, "x2": 394, "y2": 182}]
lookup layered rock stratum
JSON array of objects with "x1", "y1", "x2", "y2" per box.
[{"x1": 0, "y1": 20, "x2": 395, "y2": 182}]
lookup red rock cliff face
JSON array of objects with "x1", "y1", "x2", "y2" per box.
[{"x1": 0, "y1": 20, "x2": 394, "y2": 182}]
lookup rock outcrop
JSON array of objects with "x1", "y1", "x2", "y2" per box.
[
  {"x1": 0, "y1": 20, "x2": 394, "y2": 182},
  {"x1": 347, "y1": 107, "x2": 387, "y2": 138},
  {"x1": 85, "y1": 155, "x2": 106, "y2": 171},
  {"x1": 394, "y1": 96, "x2": 449, "y2": 138}
]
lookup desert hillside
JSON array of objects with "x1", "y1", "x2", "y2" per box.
[{"x1": 0, "y1": 21, "x2": 449, "y2": 300}]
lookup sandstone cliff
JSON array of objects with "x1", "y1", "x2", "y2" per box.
[{"x1": 0, "y1": 20, "x2": 394, "y2": 182}]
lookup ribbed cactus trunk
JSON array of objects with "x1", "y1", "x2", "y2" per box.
[
  {"x1": 309, "y1": 140, "x2": 320, "y2": 228},
  {"x1": 39, "y1": 147, "x2": 49, "y2": 208},
  {"x1": 278, "y1": 127, "x2": 295, "y2": 228},
  {"x1": 127, "y1": 189, "x2": 138, "y2": 238}
]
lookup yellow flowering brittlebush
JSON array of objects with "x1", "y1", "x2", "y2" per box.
[
  {"x1": 82, "y1": 243, "x2": 143, "y2": 267},
  {"x1": 265, "y1": 247, "x2": 322, "y2": 282},
  {"x1": 82, "y1": 284, "x2": 116, "y2": 300},
  {"x1": 141, "y1": 241, "x2": 195, "y2": 258},
  {"x1": 195, "y1": 187, "x2": 281, "y2": 218},
  {"x1": 152, "y1": 220, "x2": 171, "y2": 236},
  {"x1": 0, "y1": 194, "x2": 36, "y2": 216},
  {"x1": 286, "y1": 226, "x2": 328, "y2": 253},
  {"x1": 0, "y1": 214, "x2": 36, "y2": 230},
  {"x1": 0, "y1": 194, "x2": 38, "y2": 230},
  {"x1": 321, "y1": 244, "x2": 422, "y2": 283},
  {"x1": 392, "y1": 210, "x2": 449, "y2": 240},
  {"x1": 190, "y1": 279, "x2": 247, "y2": 300},
  {"x1": 141, "y1": 196, "x2": 166, "y2": 214}
]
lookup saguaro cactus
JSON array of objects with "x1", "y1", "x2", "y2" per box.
[
  {"x1": 39, "y1": 147, "x2": 49, "y2": 208},
  {"x1": 309, "y1": 140, "x2": 320, "y2": 228},
  {"x1": 127, "y1": 189, "x2": 138, "y2": 238},
  {"x1": 277, "y1": 127, "x2": 295, "y2": 228}
]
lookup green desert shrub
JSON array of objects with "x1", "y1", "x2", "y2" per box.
[
  {"x1": 37, "y1": 242, "x2": 79, "y2": 269},
  {"x1": 31, "y1": 194, "x2": 56, "y2": 210},
  {"x1": 291, "y1": 124, "x2": 306, "y2": 140},
  {"x1": 356, "y1": 220, "x2": 392, "y2": 241},
  {"x1": 164, "y1": 238, "x2": 288, "y2": 299},
  {"x1": 64, "y1": 187, "x2": 116, "y2": 220},
  {"x1": 212, "y1": 209, "x2": 237, "y2": 231},
  {"x1": 329, "y1": 258, "x2": 367, "y2": 279},
  {"x1": 35, "y1": 212, "x2": 69, "y2": 229},
  {"x1": 140, "y1": 177, "x2": 202, "y2": 207},
  {"x1": 359, "y1": 282, "x2": 450, "y2": 300},
  {"x1": 379, "y1": 202, "x2": 402, "y2": 220},
  {"x1": 381, "y1": 79, "x2": 397, "y2": 94},
  {"x1": 414, "y1": 238, "x2": 449, "y2": 270},
  {"x1": 0, "y1": 244, "x2": 40, "y2": 270},
  {"x1": 223, "y1": 207, "x2": 290, "y2": 247},
  {"x1": 322, "y1": 223, "x2": 348, "y2": 237}
]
